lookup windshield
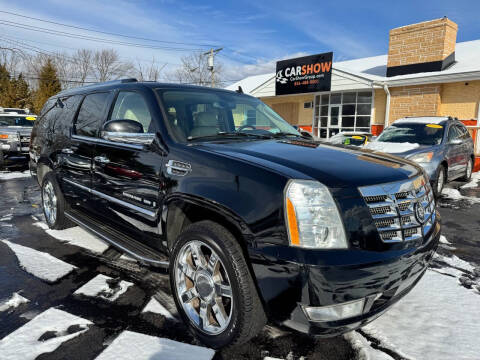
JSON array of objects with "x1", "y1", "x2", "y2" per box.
[
  {"x1": 376, "y1": 123, "x2": 444, "y2": 146},
  {"x1": 0, "y1": 116, "x2": 35, "y2": 127},
  {"x1": 157, "y1": 89, "x2": 300, "y2": 142}
]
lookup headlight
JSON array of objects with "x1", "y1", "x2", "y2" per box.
[
  {"x1": 285, "y1": 180, "x2": 347, "y2": 249},
  {"x1": 408, "y1": 152, "x2": 433, "y2": 163}
]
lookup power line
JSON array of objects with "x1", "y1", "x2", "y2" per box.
[
  {"x1": 0, "y1": 10, "x2": 218, "y2": 48},
  {"x1": 0, "y1": 32, "x2": 182, "y2": 66},
  {"x1": 0, "y1": 19, "x2": 206, "y2": 52}
]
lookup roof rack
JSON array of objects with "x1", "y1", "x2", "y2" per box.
[{"x1": 80, "y1": 78, "x2": 138, "y2": 89}]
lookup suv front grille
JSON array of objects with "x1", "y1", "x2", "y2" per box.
[{"x1": 359, "y1": 176, "x2": 436, "y2": 242}]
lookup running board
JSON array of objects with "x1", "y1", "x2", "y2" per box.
[{"x1": 65, "y1": 210, "x2": 169, "y2": 268}]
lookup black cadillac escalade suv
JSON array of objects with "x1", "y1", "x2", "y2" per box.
[{"x1": 30, "y1": 79, "x2": 440, "y2": 349}]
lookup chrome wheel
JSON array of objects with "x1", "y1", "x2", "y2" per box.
[
  {"x1": 42, "y1": 180, "x2": 57, "y2": 225},
  {"x1": 466, "y1": 159, "x2": 473, "y2": 179},
  {"x1": 174, "y1": 240, "x2": 233, "y2": 335},
  {"x1": 437, "y1": 168, "x2": 445, "y2": 194}
]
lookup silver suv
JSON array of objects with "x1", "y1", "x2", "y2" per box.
[
  {"x1": 0, "y1": 108, "x2": 37, "y2": 169},
  {"x1": 366, "y1": 117, "x2": 475, "y2": 196}
]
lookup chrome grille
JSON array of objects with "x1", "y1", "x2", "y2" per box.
[{"x1": 359, "y1": 176, "x2": 436, "y2": 242}]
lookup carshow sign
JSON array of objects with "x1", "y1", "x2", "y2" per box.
[{"x1": 275, "y1": 52, "x2": 333, "y2": 95}]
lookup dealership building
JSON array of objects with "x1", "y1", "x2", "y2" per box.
[{"x1": 227, "y1": 18, "x2": 480, "y2": 170}]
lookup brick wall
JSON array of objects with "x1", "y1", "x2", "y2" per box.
[
  {"x1": 261, "y1": 94, "x2": 314, "y2": 126},
  {"x1": 388, "y1": 85, "x2": 441, "y2": 123},
  {"x1": 439, "y1": 81, "x2": 480, "y2": 119},
  {"x1": 387, "y1": 18, "x2": 458, "y2": 68}
]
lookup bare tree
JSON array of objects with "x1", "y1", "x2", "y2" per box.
[
  {"x1": 92, "y1": 49, "x2": 133, "y2": 82},
  {"x1": 72, "y1": 49, "x2": 93, "y2": 85},
  {"x1": 134, "y1": 57, "x2": 166, "y2": 82},
  {"x1": 0, "y1": 46, "x2": 25, "y2": 76},
  {"x1": 168, "y1": 51, "x2": 223, "y2": 86}
]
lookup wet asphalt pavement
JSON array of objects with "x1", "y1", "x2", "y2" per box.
[
  {"x1": 0, "y1": 173, "x2": 356, "y2": 360},
  {"x1": 0, "y1": 171, "x2": 479, "y2": 359}
]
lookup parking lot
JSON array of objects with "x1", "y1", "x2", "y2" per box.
[{"x1": 1, "y1": 170, "x2": 479, "y2": 360}]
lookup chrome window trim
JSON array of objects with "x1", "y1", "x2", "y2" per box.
[
  {"x1": 63, "y1": 178, "x2": 156, "y2": 218},
  {"x1": 71, "y1": 134, "x2": 144, "y2": 150}
]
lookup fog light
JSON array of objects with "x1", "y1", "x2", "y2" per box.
[
  {"x1": 303, "y1": 298, "x2": 365, "y2": 322},
  {"x1": 1, "y1": 144, "x2": 10, "y2": 150}
]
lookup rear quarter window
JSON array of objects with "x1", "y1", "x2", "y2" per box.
[{"x1": 74, "y1": 92, "x2": 110, "y2": 137}]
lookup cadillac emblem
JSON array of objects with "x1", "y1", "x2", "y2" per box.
[{"x1": 414, "y1": 202, "x2": 426, "y2": 224}]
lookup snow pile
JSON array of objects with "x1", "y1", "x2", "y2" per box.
[
  {"x1": 2, "y1": 240, "x2": 77, "y2": 282},
  {"x1": 361, "y1": 270, "x2": 480, "y2": 360},
  {"x1": 344, "y1": 332, "x2": 394, "y2": 360},
  {"x1": 142, "y1": 297, "x2": 177, "y2": 321},
  {"x1": 95, "y1": 330, "x2": 215, "y2": 360},
  {"x1": 442, "y1": 188, "x2": 480, "y2": 203},
  {"x1": 461, "y1": 171, "x2": 480, "y2": 189},
  {"x1": 365, "y1": 141, "x2": 420, "y2": 154},
  {"x1": 34, "y1": 222, "x2": 109, "y2": 254},
  {"x1": 0, "y1": 292, "x2": 29, "y2": 312},
  {"x1": 0, "y1": 308, "x2": 92, "y2": 360},
  {"x1": 74, "y1": 274, "x2": 133, "y2": 302},
  {"x1": 0, "y1": 171, "x2": 31, "y2": 180}
]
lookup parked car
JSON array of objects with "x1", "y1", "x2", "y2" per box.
[
  {"x1": 0, "y1": 108, "x2": 37, "y2": 169},
  {"x1": 365, "y1": 117, "x2": 474, "y2": 196},
  {"x1": 328, "y1": 131, "x2": 373, "y2": 147},
  {"x1": 30, "y1": 79, "x2": 440, "y2": 349}
]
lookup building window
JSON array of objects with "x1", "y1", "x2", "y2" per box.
[{"x1": 313, "y1": 91, "x2": 373, "y2": 138}]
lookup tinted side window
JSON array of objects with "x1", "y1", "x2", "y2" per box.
[
  {"x1": 75, "y1": 92, "x2": 110, "y2": 137},
  {"x1": 448, "y1": 125, "x2": 460, "y2": 141},
  {"x1": 457, "y1": 124, "x2": 470, "y2": 139},
  {"x1": 110, "y1": 91, "x2": 153, "y2": 133},
  {"x1": 37, "y1": 99, "x2": 56, "y2": 131},
  {"x1": 53, "y1": 95, "x2": 83, "y2": 136}
]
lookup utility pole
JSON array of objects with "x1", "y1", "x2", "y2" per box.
[{"x1": 204, "y1": 48, "x2": 222, "y2": 88}]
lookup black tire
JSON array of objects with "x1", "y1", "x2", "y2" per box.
[
  {"x1": 433, "y1": 165, "x2": 446, "y2": 198},
  {"x1": 0, "y1": 150, "x2": 4, "y2": 170},
  {"x1": 41, "y1": 172, "x2": 74, "y2": 230},
  {"x1": 459, "y1": 157, "x2": 474, "y2": 182},
  {"x1": 169, "y1": 220, "x2": 266, "y2": 349}
]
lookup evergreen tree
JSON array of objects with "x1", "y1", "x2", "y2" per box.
[
  {"x1": 33, "y1": 59, "x2": 61, "y2": 113},
  {"x1": 0, "y1": 64, "x2": 12, "y2": 107},
  {"x1": 11, "y1": 74, "x2": 32, "y2": 109}
]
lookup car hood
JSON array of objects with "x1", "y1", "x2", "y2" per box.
[
  {"x1": 196, "y1": 139, "x2": 420, "y2": 188},
  {"x1": 365, "y1": 142, "x2": 439, "y2": 158},
  {"x1": 0, "y1": 126, "x2": 33, "y2": 136}
]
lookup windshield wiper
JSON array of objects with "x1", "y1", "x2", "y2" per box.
[
  {"x1": 271, "y1": 132, "x2": 303, "y2": 138},
  {"x1": 187, "y1": 131, "x2": 272, "y2": 141}
]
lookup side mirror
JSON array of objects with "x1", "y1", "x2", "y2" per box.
[
  {"x1": 449, "y1": 138, "x2": 462, "y2": 145},
  {"x1": 101, "y1": 119, "x2": 154, "y2": 145},
  {"x1": 300, "y1": 130, "x2": 314, "y2": 139}
]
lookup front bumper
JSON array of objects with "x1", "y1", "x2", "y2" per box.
[
  {"x1": 249, "y1": 214, "x2": 441, "y2": 337},
  {"x1": 1, "y1": 141, "x2": 30, "y2": 166}
]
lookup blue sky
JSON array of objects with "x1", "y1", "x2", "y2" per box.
[{"x1": 0, "y1": 0, "x2": 479, "y2": 81}]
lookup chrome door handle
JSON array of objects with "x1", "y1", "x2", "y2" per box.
[
  {"x1": 94, "y1": 155, "x2": 110, "y2": 164},
  {"x1": 61, "y1": 148, "x2": 74, "y2": 154}
]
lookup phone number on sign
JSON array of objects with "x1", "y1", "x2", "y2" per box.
[{"x1": 294, "y1": 79, "x2": 319, "y2": 86}]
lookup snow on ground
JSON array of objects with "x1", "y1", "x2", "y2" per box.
[
  {"x1": 95, "y1": 330, "x2": 215, "y2": 360},
  {"x1": 0, "y1": 171, "x2": 31, "y2": 180},
  {"x1": 442, "y1": 187, "x2": 480, "y2": 203},
  {"x1": 33, "y1": 222, "x2": 109, "y2": 254},
  {"x1": 461, "y1": 171, "x2": 480, "y2": 189},
  {"x1": 0, "y1": 308, "x2": 92, "y2": 360},
  {"x1": 74, "y1": 274, "x2": 133, "y2": 302},
  {"x1": 2, "y1": 240, "x2": 77, "y2": 283},
  {"x1": 359, "y1": 270, "x2": 480, "y2": 360},
  {"x1": 142, "y1": 297, "x2": 177, "y2": 321},
  {"x1": 0, "y1": 292, "x2": 29, "y2": 312},
  {"x1": 364, "y1": 141, "x2": 419, "y2": 154},
  {"x1": 344, "y1": 332, "x2": 394, "y2": 360}
]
